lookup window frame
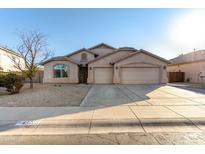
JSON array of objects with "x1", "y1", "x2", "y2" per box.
[
  {"x1": 81, "y1": 53, "x2": 88, "y2": 62},
  {"x1": 53, "y1": 64, "x2": 69, "y2": 78}
]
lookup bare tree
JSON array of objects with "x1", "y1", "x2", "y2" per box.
[{"x1": 9, "y1": 31, "x2": 53, "y2": 89}]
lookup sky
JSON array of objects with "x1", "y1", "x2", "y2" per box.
[{"x1": 0, "y1": 8, "x2": 205, "y2": 59}]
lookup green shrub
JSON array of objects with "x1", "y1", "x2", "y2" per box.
[
  {"x1": 0, "y1": 74, "x2": 6, "y2": 87},
  {"x1": 0, "y1": 73, "x2": 25, "y2": 94}
]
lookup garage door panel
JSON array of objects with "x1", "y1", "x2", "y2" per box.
[
  {"x1": 121, "y1": 67, "x2": 160, "y2": 84},
  {"x1": 94, "y1": 68, "x2": 113, "y2": 84}
]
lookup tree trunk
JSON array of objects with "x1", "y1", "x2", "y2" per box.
[{"x1": 29, "y1": 77, "x2": 33, "y2": 89}]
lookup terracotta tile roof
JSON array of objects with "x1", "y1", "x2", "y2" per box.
[
  {"x1": 88, "y1": 43, "x2": 116, "y2": 50},
  {"x1": 170, "y1": 50, "x2": 205, "y2": 64},
  {"x1": 40, "y1": 44, "x2": 170, "y2": 66},
  {"x1": 40, "y1": 56, "x2": 78, "y2": 65},
  {"x1": 88, "y1": 48, "x2": 137, "y2": 64},
  {"x1": 111, "y1": 49, "x2": 170, "y2": 64},
  {"x1": 65, "y1": 48, "x2": 97, "y2": 57}
]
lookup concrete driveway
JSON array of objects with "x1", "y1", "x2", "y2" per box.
[
  {"x1": 80, "y1": 84, "x2": 205, "y2": 106},
  {"x1": 79, "y1": 84, "x2": 205, "y2": 134},
  {"x1": 1, "y1": 84, "x2": 205, "y2": 144}
]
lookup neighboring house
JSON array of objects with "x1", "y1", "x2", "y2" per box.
[
  {"x1": 168, "y1": 50, "x2": 205, "y2": 83},
  {"x1": 41, "y1": 43, "x2": 170, "y2": 84},
  {"x1": 0, "y1": 47, "x2": 25, "y2": 72},
  {"x1": 0, "y1": 47, "x2": 44, "y2": 83}
]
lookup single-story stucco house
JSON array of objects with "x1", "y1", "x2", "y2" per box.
[
  {"x1": 168, "y1": 50, "x2": 205, "y2": 83},
  {"x1": 41, "y1": 43, "x2": 170, "y2": 84}
]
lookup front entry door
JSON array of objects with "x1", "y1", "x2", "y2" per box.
[{"x1": 79, "y1": 66, "x2": 88, "y2": 83}]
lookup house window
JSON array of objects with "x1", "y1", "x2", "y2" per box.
[
  {"x1": 53, "y1": 64, "x2": 68, "y2": 78},
  {"x1": 81, "y1": 53, "x2": 87, "y2": 61}
]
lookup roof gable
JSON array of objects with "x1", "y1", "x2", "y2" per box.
[
  {"x1": 65, "y1": 48, "x2": 97, "y2": 57},
  {"x1": 112, "y1": 49, "x2": 170, "y2": 64},
  {"x1": 88, "y1": 48, "x2": 137, "y2": 64},
  {"x1": 88, "y1": 43, "x2": 116, "y2": 50}
]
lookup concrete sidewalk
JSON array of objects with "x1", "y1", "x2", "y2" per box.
[
  {"x1": 0, "y1": 105, "x2": 205, "y2": 135},
  {"x1": 1, "y1": 132, "x2": 205, "y2": 144},
  {"x1": 1, "y1": 105, "x2": 205, "y2": 144},
  {"x1": 1, "y1": 84, "x2": 205, "y2": 144}
]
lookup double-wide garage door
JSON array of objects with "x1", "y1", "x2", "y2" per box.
[
  {"x1": 120, "y1": 67, "x2": 160, "y2": 84},
  {"x1": 94, "y1": 67, "x2": 113, "y2": 84},
  {"x1": 94, "y1": 67, "x2": 160, "y2": 84}
]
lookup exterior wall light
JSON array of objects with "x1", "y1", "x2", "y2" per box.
[
  {"x1": 89, "y1": 67, "x2": 92, "y2": 70},
  {"x1": 115, "y1": 67, "x2": 118, "y2": 70},
  {"x1": 163, "y1": 66, "x2": 166, "y2": 69}
]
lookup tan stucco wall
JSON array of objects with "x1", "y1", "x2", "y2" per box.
[
  {"x1": 43, "y1": 60, "x2": 78, "y2": 83},
  {"x1": 0, "y1": 49, "x2": 25, "y2": 72},
  {"x1": 87, "y1": 50, "x2": 133, "y2": 83},
  {"x1": 114, "y1": 53, "x2": 168, "y2": 84},
  {"x1": 69, "y1": 51, "x2": 95, "y2": 64},
  {"x1": 167, "y1": 61, "x2": 205, "y2": 83}
]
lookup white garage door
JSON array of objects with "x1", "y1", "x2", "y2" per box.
[
  {"x1": 121, "y1": 67, "x2": 160, "y2": 84},
  {"x1": 94, "y1": 67, "x2": 113, "y2": 84}
]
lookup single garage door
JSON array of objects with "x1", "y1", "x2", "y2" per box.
[
  {"x1": 94, "y1": 67, "x2": 113, "y2": 84},
  {"x1": 120, "y1": 67, "x2": 160, "y2": 84}
]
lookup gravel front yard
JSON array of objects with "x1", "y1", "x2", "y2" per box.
[{"x1": 0, "y1": 84, "x2": 91, "y2": 107}]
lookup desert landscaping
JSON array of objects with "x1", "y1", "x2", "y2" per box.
[{"x1": 0, "y1": 84, "x2": 91, "y2": 107}]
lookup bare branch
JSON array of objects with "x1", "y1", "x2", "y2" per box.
[
  {"x1": 7, "y1": 31, "x2": 54, "y2": 89},
  {"x1": 7, "y1": 53, "x2": 24, "y2": 71}
]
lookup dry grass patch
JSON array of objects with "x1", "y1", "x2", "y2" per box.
[{"x1": 0, "y1": 84, "x2": 91, "y2": 107}]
